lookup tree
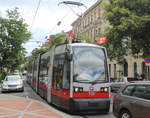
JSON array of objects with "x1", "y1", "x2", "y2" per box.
[
  {"x1": 104, "y1": 0, "x2": 150, "y2": 60},
  {"x1": 0, "y1": 7, "x2": 31, "y2": 73},
  {"x1": 30, "y1": 32, "x2": 96, "y2": 60},
  {"x1": 46, "y1": 33, "x2": 67, "y2": 49},
  {"x1": 76, "y1": 33, "x2": 94, "y2": 43},
  {"x1": 30, "y1": 33, "x2": 67, "y2": 59},
  {"x1": 31, "y1": 48, "x2": 47, "y2": 59}
]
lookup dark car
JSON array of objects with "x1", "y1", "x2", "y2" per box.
[
  {"x1": 110, "y1": 77, "x2": 140, "y2": 92},
  {"x1": 113, "y1": 81, "x2": 150, "y2": 118}
]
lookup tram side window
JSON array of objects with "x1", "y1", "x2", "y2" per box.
[
  {"x1": 39, "y1": 56, "x2": 50, "y2": 85},
  {"x1": 39, "y1": 59, "x2": 44, "y2": 83},
  {"x1": 52, "y1": 54, "x2": 65, "y2": 90},
  {"x1": 52, "y1": 60, "x2": 58, "y2": 88},
  {"x1": 62, "y1": 61, "x2": 70, "y2": 90},
  {"x1": 33, "y1": 60, "x2": 37, "y2": 81}
]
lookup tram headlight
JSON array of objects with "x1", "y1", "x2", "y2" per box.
[
  {"x1": 100, "y1": 87, "x2": 108, "y2": 93},
  {"x1": 74, "y1": 87, "x2": 83, "y2": 92},
  {"x1": 75, "y1": 87, "x2": 79, "y2": 92}
]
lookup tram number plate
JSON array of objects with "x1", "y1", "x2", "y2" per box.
[{"x1": 89, "y1": 91, "x2": 95, "y2": 96}]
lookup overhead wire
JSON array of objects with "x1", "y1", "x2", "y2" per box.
[
  {"x1": 47, "y1": 10, "x2": 71, "y2": 35},
  {"x1": 29, "y1": 0, "x2": 41, "y2": 31},
  {"x1": 28, "y1": 0, "x2": 85, "y2": 47},
  {"x1": 27, "y1": 0, "x2": 44, "y2": 47}
]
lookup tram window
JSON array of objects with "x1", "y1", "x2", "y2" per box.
[
  {"x1": 52, "y1": 54, "x2": 65, "y2": 90},
  {"x1": 62, "y1": 61, "x2": 70, "y2": 90},
  {"x1": 52, "y1": 60, "x2": 58, "y2": 88},
  {"x1": 39, "y1": 55, "x2": 50, "y2": 85}
]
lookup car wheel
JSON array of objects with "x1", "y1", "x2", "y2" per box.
[
  {"x1": 119, "y1": 110, "x2": 132, "y2": 118},
  {"x1": 20, "y1": 87, "x2": 24, "y2": 92}
]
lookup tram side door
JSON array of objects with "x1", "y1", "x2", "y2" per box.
[
  {"x1": 51, "y1": 54, "x2": 70, "y2": 109},
  {"x1": 51, "y1": 54, "x2": 65, "y2": 106},
  {"x1": 61, "y1": 60, "x2": 70, "y2": 109}
]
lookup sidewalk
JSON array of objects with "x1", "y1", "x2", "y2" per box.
[{"x1": 0, "y1": 94, "x2": 72, "y2": 118}]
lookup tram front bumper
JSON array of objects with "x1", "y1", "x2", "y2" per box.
[{"x1": 70, "y1": 98, "x2": 110, "y2": 113}]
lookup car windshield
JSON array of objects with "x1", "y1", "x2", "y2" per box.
[
  {"x1": 73, "y1": 46, "x2": 108, "y2": 83},
  {"x1": 5, "y1": 76, "x2": 21, "y2": 81}
]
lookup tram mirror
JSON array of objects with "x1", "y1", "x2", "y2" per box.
[{"x1": 65, "y1": 52, "x2": 73, "y2": 61}]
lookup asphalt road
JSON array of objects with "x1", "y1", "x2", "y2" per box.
[{"x1": 0, "y1": 76, "x2": 115, "y2": 118}]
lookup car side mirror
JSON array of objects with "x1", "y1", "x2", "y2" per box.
[{"x1": 65, "y1": 52, "x2": 73, "y2": 61}]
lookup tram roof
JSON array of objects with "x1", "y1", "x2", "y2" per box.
[{"x1": 68, "y1": 43, "x2": 105, "y2": 49}]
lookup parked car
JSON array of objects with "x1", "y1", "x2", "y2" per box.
[
  {"x1": 1, "y1": 75, "x2": 24, "y2": 92},
  {"x1": 110, "y1": 77, "x2": 140, "y2": 92},
  {"x1": 22, "y1": 70, "x2": 27, "y2": 76},
  {"x1": 113, "y1": 81, "x2": 150, "y2": 118}
]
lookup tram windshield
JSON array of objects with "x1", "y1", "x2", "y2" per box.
[{"x1": 73, "y1": 46, "x2": 108, "y2": 83}]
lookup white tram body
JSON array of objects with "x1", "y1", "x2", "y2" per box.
[{"x1": 27, "y1": 41, "x2": 110, "y2": 113}]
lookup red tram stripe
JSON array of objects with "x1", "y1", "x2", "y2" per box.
[
  {"x1": 51, "y1": 88, "x2": 109, "y2": 99},
  {"x1": 73, "y1": 91, "x2": 109, "y2": 98},
  {"x1": 51, "y1": 88, "x2": 70, "y2": 100},
  {"x1": 38, "y1": 82, "x2": 48, "y2": 91}
]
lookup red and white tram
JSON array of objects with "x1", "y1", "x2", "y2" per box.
[{"x1": 27, "y1": 39, "x2": 110, "y2": 113}]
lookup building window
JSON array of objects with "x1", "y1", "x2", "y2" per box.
[
  {"x1": 114, "y1": 64, "x2": 116, "y2": 78},
  {"x1": 134, "y1": 62, "x2": 137, "y2": 78},
  {"x1": 142, "y1": 62, "x2": 146, "y2": 73},
  {"x1": 91, "y1": 14, "x2": 93, "y2": 23},
  {"x1": 124, "y1": 61, "x2": 128, "y2": 77},
  {"x1": 109, "y1": 64, "x2": 111, "y2": 77},
  {"x1": 98, "y1": 28, "x2": 101, "y2": 34}
]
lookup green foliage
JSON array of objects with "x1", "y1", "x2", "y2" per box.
[
  {"x1": 0, "y1": 7, "x2": 31, "y2": 73},
  {"x1": 0, "y1": 71, "x2": 6, "y2": 82},
  {"x1": 104, "y1": 0, "x2": 150, "y2": 60},
  {"x1": 30, "y1": 33, "x2": 67, "y2": 59},
  {"x1": 31, "y1": 48, "x2": 47, "y2": 59},
  {"x1": 76, "y1": 33, "x2": 94, "y2": 43},
  {"x1": 46, "y1": 34, "x2": 67, "y2": 49}
]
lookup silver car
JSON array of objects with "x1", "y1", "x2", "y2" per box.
[{"x1": 1, "y1": 75, "x2": 24, "y2": 92}]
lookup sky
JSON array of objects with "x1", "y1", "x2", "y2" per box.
[{"x1": 0, "y1": 0, "x2": 98, "y2": 55}]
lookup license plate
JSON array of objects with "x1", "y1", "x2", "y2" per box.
[{"x1": 89, "y1": 91, "x2": 95, "y2": 96}]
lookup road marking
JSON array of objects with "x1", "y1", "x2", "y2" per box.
[{"x1": 19, "y1": 101, "x2": 33, "y2": 118}]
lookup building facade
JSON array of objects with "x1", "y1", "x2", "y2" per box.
[
  {"x1": 71, "y1": 0, "x2": 150, "y2": 80},
  {"x1": 72, "y1": 0, "x2": 109, "y2": 41}
]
